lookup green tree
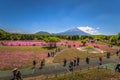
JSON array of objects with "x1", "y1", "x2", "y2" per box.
[
  {"x1": 44, "y1": 37, "x2": 60, "y2": 48},
  {"x1": 109, "y1": 35, "x2": 118, "y2": 45},
  {"x1": 81, "y1": 39, "x2": 87, "y2": 46}
]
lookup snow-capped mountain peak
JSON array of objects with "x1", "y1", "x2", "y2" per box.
[{"x1": 57, "y1": 27, "x2": 90, "y2": 35}]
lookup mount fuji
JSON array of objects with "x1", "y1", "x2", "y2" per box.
[{"x1": 57, "y1": 27, "x2": 91, "y2": 35}]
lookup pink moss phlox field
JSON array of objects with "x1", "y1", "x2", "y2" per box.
[
  {"x1": 0, "y1": 40, "x2": 116, "y2": 70},
  {"x1": 65, "y1": 41, "x2": 82, "y2": 47},
  {"x1": 2, "y1": 41, "x2": 45, "y2": 46},
  {"x1": 0, "y1": 40, "x2": 66, "y2": 70},
  {"x1": 1, "y1": 40, "x2": 67, "y2": 46},
  {"x1": 0, "y1": 51, "x2": 47, "y2": 70}
]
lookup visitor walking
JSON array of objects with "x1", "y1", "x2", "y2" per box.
[
  {"x1": 51, "y1": 52, "x2": 55, "y2": 57},
  {"x1": 53, "y1": 52, "x2": 55, "y2": 57},
  {"x1": 73, "y1": 57, "x2": 77, "y2": 66},
  {"x1": 115, "y1": 62, "x2": 120, "y2": 72},
  {"x1": 39, "y1": 58, "x2": 45, "y2": 69},
  {"x1": 69, "y1": 60, "x2": 74, "y2": 72},
  {"x1": 99, "y1": 57, "x2": 102, "y2": 65},
  {"x1": 58, "y1": 48, "x2": 60, "y2": 52},
  {"x1": 16, "y1": 70, "x2": 22, "y2": 80},
  {"x1": 106, "y1": 52, "x2": 110, "y2": 59},
  {"x1": 63, "y1": 58, "x2": 67, "y2": 66},
  {"x1": 118, "y1": 53, "x2": 120, "y2": 59},
  {"x1": 51, "y1": 52, "x2": 53, "y2": 57},
  {"x1": 48, "y1": 52, "x2": 50, "y2": 57},
  {"x1": 77, "y1": 57, "x2": 80, "y2": 66},
  {"x1": 39, "y1": 60, "x2": 44, "y2": 69},
  {"x1": 70, "y1": 60, "x2": 74, "y2": 67},
  {"x1": 116, "y1": 51, "x2": 119, "y2": 56},
  {"x1": 11, "y1": 68, "x2": 18, "y2": 80},
  {"x1": 55, "y1": 48, "x2": 58, "y2": 52},
  {"x1": 118, "y1": 48, "x2": 120, "y2": 53},
  {"x1": 33, "y1": 60, "x2": 36, "y2": 68},
  {"x1": 86, "y1": 57, "x2": 90, "y2": 64}
]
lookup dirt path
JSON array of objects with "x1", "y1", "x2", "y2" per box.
[
  {"x1": 45, "y1": 57, "x2": 54, "y2": 64},
  {"x1": 45, "y1": 48, "x2": 70, "y2": 64}
]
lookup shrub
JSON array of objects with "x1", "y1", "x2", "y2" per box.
[{"x1": 86, "y1": 46, "x2": 94, "y2": 49}]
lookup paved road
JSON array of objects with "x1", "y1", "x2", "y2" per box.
[{"x1": 0, "y1": 55, "x2": 120, "y2": 80}]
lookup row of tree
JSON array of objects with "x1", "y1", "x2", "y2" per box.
[{"x1": 0, "y1": 29, "x2": 120, "y2": 45}]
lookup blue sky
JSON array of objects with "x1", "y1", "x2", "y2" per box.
[{"x1": 0, "y1": 0, "x2": 120, "y2": 35}]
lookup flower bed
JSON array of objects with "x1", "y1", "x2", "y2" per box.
[
  {"x1": 1, "y1": 40, "x2": 67, "y2": 46},
  {"x1": 0, "y1": 51, "x2": 47, "y2": 70}
]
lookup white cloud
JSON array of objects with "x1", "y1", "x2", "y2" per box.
[{"x1": 77, "y1": 26, "x2": 101, "y2": 35}]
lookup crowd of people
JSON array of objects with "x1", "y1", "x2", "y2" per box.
[
  {"x1": 63, "y1": 48, "x2": 120, "y2": 72},
  {"x1": 48, "y1": 48, "x2": 62, "y2": 57},
  {"x1": 63, "y1": 56, "x2": 103, "y2": 72},
  {"x1": 11, "y1": 47, "x2": 120, "y2": 79},
  {"x1": 63, "y1": 57, "x2": 80, "y2": 71}
]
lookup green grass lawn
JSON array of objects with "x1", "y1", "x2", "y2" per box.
[
  {"x1": 24, "y1": 68, "x2": 120, "y2": 80},
  {"x1": 53, "y1": 48, "x2": 106, "y2": 63},
  {"x1": 46, "y1": 69, "x2": 120, "y2": 80},
  {"x1": 0, "y1": 46, "x2": 52, "y2": 53},
  {"x1": 0, "y1": 46, "x2": 66, "y2": 53}
]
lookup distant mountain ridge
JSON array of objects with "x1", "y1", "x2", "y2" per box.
[
  {"x1": 0, "y1": 29, "x2": 5, "y2": 32},
  {"x1": 57, "y1": 27, "x2": 90, "y2": 35},
  {"x1": 1, "y1": 27, "x2": 91, "y2": 35},
  {"x1": 0, "y1": 29, "x2": 7, "y2": 33},
  {"x1": 36, "y1": 31, "x2": 50, "y2": 35}
]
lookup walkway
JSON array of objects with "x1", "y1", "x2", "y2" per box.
[{"x1": 0, "y1": 55, "x2": 120, "y2": 80}]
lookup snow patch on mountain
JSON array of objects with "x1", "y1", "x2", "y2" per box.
[{"x1": 77, "y1": 26, "x2": 101, "y2": 35}]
